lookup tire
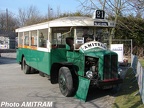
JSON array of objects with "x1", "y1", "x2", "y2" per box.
[
  {"x1": 39, "y1": 72, "x2": 45, "y2": 77},
  {"x1": 22, "y1": 58, "x2": 31, "y2": 74},
  {"x1": 21, "y1": 62, "x2": 23, "y2": 70},
  {"x1": 58, "y1": 67, "x2": 73, "y2": 97},
  {"x1": 31, "y1": 67, "x2": 35, "y2": 74},
  {"x1": 21, "y1": 58, "x2": 24, "y2": 70},
  {"x1": 31, "y1": 68, "x2": 38, "y2": 74}
]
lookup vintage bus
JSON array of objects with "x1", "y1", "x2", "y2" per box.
[{"x1": 16, "y1": 11, "x2": 122, "y2": 101}]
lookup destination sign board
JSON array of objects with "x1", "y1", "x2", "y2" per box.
[{"x1": 94, "y1": 22, "x2": 108, "y2": 26}]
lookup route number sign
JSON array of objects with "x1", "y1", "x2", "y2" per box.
[{"x1": 96, "y1": 10, "x2": 105, "y2": 19}]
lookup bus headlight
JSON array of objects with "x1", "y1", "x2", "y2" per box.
[
  {"x1": 118, "y1": 68, "x2": 122, "y2": 75},
  {"x1": 86, "y1": 71, "x2": 93, "y2": 79}
]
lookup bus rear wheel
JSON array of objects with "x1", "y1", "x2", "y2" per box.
[
  {"x1": 22, "y1": 58, "x2": 30, "y2": 74},
  {"x1": 58, "y1": 67, "x2": 73, "y2": 97}
]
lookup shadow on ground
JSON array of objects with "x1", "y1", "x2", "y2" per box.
[{"x1": 0, "y1": 57, "x2": 16, "y2": 64}]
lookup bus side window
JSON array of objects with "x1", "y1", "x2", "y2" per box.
[
  {"x1": 38, "y1": 29, "x2": 48, "y2": 48},
  {"x1": 39, "y1": 32, "x2": 45, "y2": 47},
  {"x1": 18, "y1": 32, "x2": 23, "y2": 47},
  {"x1": 51, "y1": 27, "x2": 73, "y2": 48},
  {"x1": 23, "y1": 31, "x2": 29, "y2": 46},
  {"x1": 31, "y1": 30, "x2": 37, "y2": 46},
  {"x1": 51, "y1": 33, "x2": 59, "y2": 48}
]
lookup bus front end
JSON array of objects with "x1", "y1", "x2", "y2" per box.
[
  {"x1": 73, "y1": 41, "x2": 123, "y2": 101},
  {"x1": 84, "y1": 50, "x2": 122, "y2": 88}
]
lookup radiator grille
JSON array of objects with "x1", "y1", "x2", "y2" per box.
[{"x1": 104, "y1": 54, "x2": 118, "y2": 80}]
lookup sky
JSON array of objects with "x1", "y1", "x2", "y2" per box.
[{"x1": 0, "y1": 0, "x2": 81, "y2": 16}]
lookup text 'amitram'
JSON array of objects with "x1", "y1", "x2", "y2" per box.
[
  {"x1": 80, "y1": 41, "x2": 107, "y2": 51},
  {"x1": 0, "y1": 101, "x2": 53, "y2": 107}
]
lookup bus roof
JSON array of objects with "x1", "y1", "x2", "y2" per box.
[{"x1": 15, "y1": 16, "x2": 115, "y2": 32}]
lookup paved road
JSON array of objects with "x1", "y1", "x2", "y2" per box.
[{"x1": 0, "y1": 53, "x2": 122, "y2": 108}]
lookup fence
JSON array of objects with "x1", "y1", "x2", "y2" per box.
[{"x1": 131, "y1": 54, "x2": 144, "y2": 104}]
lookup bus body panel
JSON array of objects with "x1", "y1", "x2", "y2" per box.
[
  {"x1": 29, "y1": 49, "x2": 38, "y2": 70},
  {"x1": 16, "y1": 48, "x2": 22, "y2": 63},
  {"x1": 17, "y1": 48, "x2": 50, "y2": 75},
  {"x1": 51, "y1": 48, "x2": 67, "y2": 65},
  {"x1": 17, "y1": 48, "x2": 31, "y2": 65},
  {"x1": 17, "y1": 48, "x2": 67, "y2": 75},
  {"x1": 37, "y1": 51, "x2": 50, "y2": 74},
  {"x1": 67, "y1": 51, "x2": 85, "y2": 76}
]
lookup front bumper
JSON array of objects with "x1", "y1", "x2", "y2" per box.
[{"x1": 98, "y1": 78, "x2": 123, "y2": 86}]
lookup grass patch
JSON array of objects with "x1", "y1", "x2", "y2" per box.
[{"x1": 113, "y1": 68, "x2": 144, "y2": 108}]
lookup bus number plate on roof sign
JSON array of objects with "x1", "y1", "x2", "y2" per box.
[{"x1": 96, "y1": 10, "x2": 105, "y2": 19}]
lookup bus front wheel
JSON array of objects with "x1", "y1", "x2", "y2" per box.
[
  {"x1": 58, "y1": 67, "x2": 73, "y2": 97},
  {"x1": 22, "y1": 58, "x2": 30, "y2": 74}
]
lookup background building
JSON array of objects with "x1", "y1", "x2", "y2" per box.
[{"x1": 0, "y1": 30, "x2": 17, "y2": 49}]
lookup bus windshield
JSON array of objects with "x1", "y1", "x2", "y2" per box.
[{"x1": 75, "y1": 27, "x2": 109, "y2": 49}]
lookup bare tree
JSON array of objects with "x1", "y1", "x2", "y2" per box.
[
  {"x1": 47, "y1": 5, "x2": 53, "y2": 20},
  {"x1": 78, "y1": 0, "x2": 144, "y2": 17},
  {"x1": 126, "y1": 0, "x2": 144, "y2": 17},
  {"x1": 18, "y1": 8, "x2": 27, "y2": 26},
  {"x1": 0, "y1": 12, "x2": 7, "y2": 31},
  {"x1": 56, "y1": 6, "x2": 61, "y2": 18},
  {"x1": 0, "y1": 9, "x2": 18, "y2": 31},
  {"x1": 18, "y1": 5, "x2": 44, "y2": 26},
  {"x1": 78, "y1": 0, "x2": 123, "y2": 46},
  {"x1": 78, "y1": 0, "x2": 144, "y2": 46}
]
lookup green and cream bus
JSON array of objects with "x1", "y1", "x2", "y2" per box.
[{"x1": 16, "y1": 11, "x2": 122, "y2": 101}]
